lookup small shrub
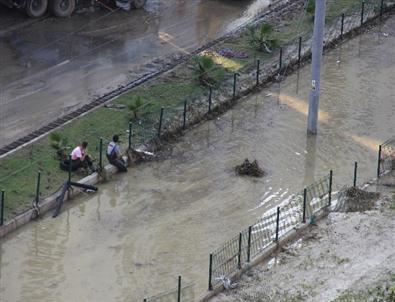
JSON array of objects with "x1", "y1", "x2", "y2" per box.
[
  {"x1": 247, "y1": 23, "x2": 278, "y2": 53},
  {"x1": 49, "y1": 132, "x2": 68, "y2": 160},
  {"x1": 127, "y1": 96, "x2": 145, "y2": 120},
  {"x1": 192, "y1": 55, "x2": 224, "y2": 87}
]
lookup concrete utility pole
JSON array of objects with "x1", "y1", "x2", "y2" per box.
[{"x1": 307, "y1": 0, "x2": 327, "y2": 134}]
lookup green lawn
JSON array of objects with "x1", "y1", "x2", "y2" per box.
[{"x1": 0, "y1": 0, "x2": 380, "y2": 223}]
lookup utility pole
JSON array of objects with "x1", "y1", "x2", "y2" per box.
[{"x1": 307, "y1": 0, "x2": 327, "y2": 134}]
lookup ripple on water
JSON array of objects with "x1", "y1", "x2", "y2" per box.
[{"x1": 2, "y1": 16, "x2": 395, "y2": 302}]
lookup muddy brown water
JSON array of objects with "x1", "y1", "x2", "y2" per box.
[
  {"x1": 0, "y1": 0, "x2": 272, "y2": 149},
  {"x1": 1, "y1": 16, "x2": 395, "y2": 302}
]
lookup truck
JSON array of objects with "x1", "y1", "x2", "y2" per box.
[{"x1": 0, "y1": 0, "x2": 146, "y2": 18}]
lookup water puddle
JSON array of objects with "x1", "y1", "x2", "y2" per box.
[{"x1": 1, "y1": 15, "x2": 395, "y2": 302}]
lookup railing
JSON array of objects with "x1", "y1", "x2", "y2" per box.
[
  {"x1": 144, "y1": 277, "x2": 194, "y2": 302},
  {"x1": 0, "y1": 1, "x2": 393, "y2": 301},
  {"x1": 377, "y1": 137, "x2": 395, "y2": 177},
  {"x1": 208, "y1": 171, "x2": 332, "y2": 289}
]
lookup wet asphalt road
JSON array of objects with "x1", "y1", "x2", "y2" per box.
[{"x1": 0, "y1": 0, "x2": 272, "y2": 149}]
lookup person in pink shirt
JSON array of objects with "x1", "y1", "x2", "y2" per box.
[{"x1": 70, "y1": 141, "x2": 94, "y2": 172}]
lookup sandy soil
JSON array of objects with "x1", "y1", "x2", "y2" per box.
[{"x1": 211, "y1": 177, "x2": 395, "y2": 302}]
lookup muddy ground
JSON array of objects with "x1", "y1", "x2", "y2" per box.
[{"x1": 211, "y1": 175, "x2": 395, "y2": 302}]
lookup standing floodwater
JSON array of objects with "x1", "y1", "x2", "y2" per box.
[{"x1": 1, "y1": 17, "x2": 395, "y2": 302}]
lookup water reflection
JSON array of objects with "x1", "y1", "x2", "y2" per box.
[{"x1": 303, "y1": 134, "x2": 317, "y2": 187}]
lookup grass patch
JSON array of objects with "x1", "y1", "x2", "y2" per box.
[
  {"x1": 0, "y1": 0, "x2": 381, "y2": 222},
  {"x1": 0, "y1": 78, "x2": 210, "y2": 221},
  {"x1": 117, "y1": 82, "x2": 204, "y2": 111}
]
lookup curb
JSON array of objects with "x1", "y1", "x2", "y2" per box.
[
  {"x1": 196, "y1": 209, "x2": 329, "y2": 302},
  {"x1": 0, "y1": 162, "x2": 119, "y2": 238}
]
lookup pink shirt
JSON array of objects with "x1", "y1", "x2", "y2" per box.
[{"x1": 71, "y1": 146, "x2": 85, "y2": 160}]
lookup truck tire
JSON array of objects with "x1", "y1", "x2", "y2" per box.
[
  {"x1": 131, "y1": 0, "x2": 146, "y2": 9},
  {"x1": 49, "y1": 0, "x2": 75, "y2": 17},
  {"x1": 25, "y1": 0, "x2": 48, "y2": 17}
]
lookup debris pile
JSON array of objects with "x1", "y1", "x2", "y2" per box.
[
  {"x1": 127, "y1": 148, "x2": 155, "y2": 164},
  {"x1": 334, "y1": 186, "x2": 380, "y2": 212},
  {"x1": 235, "y1": 159, "x2": 265, "y2": 177}
]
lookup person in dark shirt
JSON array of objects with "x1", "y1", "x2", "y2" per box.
[{"x1": 107, "y1": 135, "x2": 127, "y2": 172}]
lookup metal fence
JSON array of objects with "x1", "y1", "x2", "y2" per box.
[
  {"x1": 208, "y1": 172, "x2": 332, "y2": 289},
  {"x1": 0, "y1": 0, "x2": 391, "y2": 226},
  {"x1": 377, "y1": 137, "x2": 395, "y2": 177},
  {"x1": 144, "y1": 277, "x2": 194, "y2": 302},
  {"x1": 0, "y1": 1, "x2": 393, "y2": 301},
  {"x1": 305, "y1": 173, "x2": 332, "y2": 215},
  {"x1": 130, "y1": 0, "x2": 390, "y2": 154}
]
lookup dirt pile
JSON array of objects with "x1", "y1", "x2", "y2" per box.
[
  {"x1": 235, "y1": 159, "x2": 265, "y2": 177},
  {"x1": 334, "y1": 186, "x2": 380, "y2": 213}
]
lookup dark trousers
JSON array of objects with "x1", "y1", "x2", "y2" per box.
[
  {"x1": 107, "y1": 155, "x2": 127, "y2": 172},
  {"x1": 71, "y1": 156, "x2": 93, "y2": 171}
]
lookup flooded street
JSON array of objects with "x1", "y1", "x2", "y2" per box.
[
  {"x1": 1, "y1": 14, "x2": 395, "y2": 302},
  {"x1": 0, "y1": 0, "x2": 271, "y2": 148}
]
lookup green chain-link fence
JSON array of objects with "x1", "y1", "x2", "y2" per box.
[
  {"x1": 378, "y1": 137, "x2": 395, "y2": 177},
  {"x1": 209, "y1": 171, "x2": 332, "y2": 289}
]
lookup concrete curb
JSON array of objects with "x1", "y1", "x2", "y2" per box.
[
  {"x1": 197, "y1": 209, "x2": 329, "y2": 302},
  {"x1": 0, "y1": 162, "x2": 119, "y2": 238}
]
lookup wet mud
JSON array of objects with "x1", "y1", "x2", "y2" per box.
[
  {"x1": 1, "y1": 13, "x2": 395, "y2": 302},
  {"x1": 334, "y1": 187, "x2": 380, "y2": 213}
]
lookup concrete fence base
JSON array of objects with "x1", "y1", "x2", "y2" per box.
[
  {"x1": 0, "y1": 162, "x2": 120, "y2": 238},
  {"x1": 197, "y1": 208, "x2": 329, "y2": 302}
]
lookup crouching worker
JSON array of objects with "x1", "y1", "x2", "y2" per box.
[
  {"x1": 107, "y1": 135, "x2": 127, "y2": 172},
  {"x1": 71, "y1": 141, "x2": 95, "y2": 173}
]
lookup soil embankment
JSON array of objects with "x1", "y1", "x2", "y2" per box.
[{"x1": 211, "y1": 177, "x2": 395, "y2": 302}]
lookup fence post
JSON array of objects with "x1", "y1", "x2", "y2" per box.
[
  {"x1": 380, "y1": 0, "x2": 384, "y2": 19},
  {"x1": 361, "y1": 1, "x2": 365, "y2": 26},
  {"x1": 99, "y1": 138, "x2": 103, "y2": 170},
  {"x1": 353, "y1": 161, "x2": 358, "y2": 187},
  {"x1": 377, "y1": 145, "x2": 382, "y2": 178},
  {"x1": 238, "y1": 232, "x2": 242, "y2": 269},
  {"x1": 303, "y1": 188, "x2": 307, "y2": 223},
  {"x1": 329, "y1": 170, "x2": 333, "y2": 206},
  {"x1": 208, "y1": 253, "x2": 213, "y2": 290},
  {"x1": 35, "y1": 171, "x2": 41, "y2": 206},
  {"x1": 128, "y1": 122, "x2": 132, "y2": 150},
  {"x1": 208, "y1": 86, "x2": 212, "y2": 113},
  {"x1": 247, "y1": 225, "x2": 252, "y2": 262},
  {"x1": 341, "y1": 13, "x2": 345, "y2": 39},
  {"x1": 278, "y1": 47, "x2": 283, "y2": 73},
  {"x1": 177, "y1": 275, "x2": 181, "y2": 302},
  {"x1": 256, "y1": 59, "x2": 260, "y2": 86},
  {"x1": 233, "y1": 73, "x2": 239, "y2": 101},
  {"x1": 158, "y1": 107, "x2": 164, "y2": 138},
  {"x1": 298, "y1": 37, "x2": 302, "y2": 65},
  {"x1": 183, "y1": 100, "x2": 187, "y2": 130},
  {"x1": 0, "y1": 190, "x2": 4, "y2": 226},
  {"x1": 68, "y1": 155, "x2": 72, "y2": 183},
  {"x1": 275, "y1": 207, "x2": 280, "y2": 242}
]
